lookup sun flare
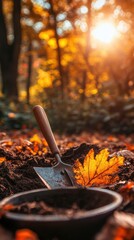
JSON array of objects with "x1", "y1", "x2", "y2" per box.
[{"x1": 92, "y1": 22, "x2": 118, "y2": 44}]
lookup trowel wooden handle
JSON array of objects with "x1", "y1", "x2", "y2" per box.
[{"x1": 33, "y1": 105, "x2": 60, "y2": 155}]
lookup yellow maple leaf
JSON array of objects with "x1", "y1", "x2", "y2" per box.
[{"x1": 73, "y1": 148, "x2": 124, "y2": 186}]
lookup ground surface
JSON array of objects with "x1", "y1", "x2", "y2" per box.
[{"x1": 0, "y1": 129, "x2": 133, "y2": 240}]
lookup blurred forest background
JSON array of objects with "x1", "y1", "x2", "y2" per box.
[{"x1": 0, "y1": 0, "x2": 133, "y2": 134}]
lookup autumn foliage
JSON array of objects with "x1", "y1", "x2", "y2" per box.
[
  {"x1": 73, "y1": 148, "x2": 124, "y2": 186},
  {"x1": 0, "y1": 0, "x2": 133, "y2": 135},
  {"x1": 0, "y1": 130, "x2": 133, "y2": 239},
  {"x1": 15, "y1": 229, "x2": 39, "y2": 240}
]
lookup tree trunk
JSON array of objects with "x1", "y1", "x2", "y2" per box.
[
  {"x1": 0, "y1": 0, "x2": 8, "y2": 94},
  {"x1": 81, "y1": 71, "x2": 87, "y2": 102},
  {"x1": 49, "y1": 0, "x2": 64, "y2": 99},
  {"x1": 0, "y1": 0, "x2": 21, "y2": 100},
  {"x1": 81, "y1": 0, "x2": 92, "y2": 102}
]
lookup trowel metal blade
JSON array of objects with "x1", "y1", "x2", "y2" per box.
[{"x1": 34, "y1": 167, "x2": 73, "y2": 189}]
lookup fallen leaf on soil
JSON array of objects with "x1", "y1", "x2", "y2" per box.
[
  {"x1": 0, "y1": 140, "x2": 13, "y2": 147},
  {"x1": 0, "y1": 204, "x2": 15, "y2": 218},
  {"x1": 73, "y1": 148, "x2": 124, "y2": 186},
  {"x1": 110, "y1": 150, "x2": 134, "y2": 160},
  {"x1": 30, "y1": 134, "x2": 48, "y2": 147},
  {"x1": 0, "y1": 157, "x2": 6, "y2": 163},
  {"x1": 119, "y1": 182, "x2": 134, "y2": 213},
  {"x1": 15, "y1": 229, "x2": 39, "y2": 240},
  {"x1": 29, "y1": 134, "x2": 48, "y2": 154},
  {"x1": 114, "y1": 226, "x2": 134, "y2": 240},
  {"x1": 95, "y1": 212, "x2": 134, "y2": 240},
  {"x1": 107, "y1": 135, "x2": 118, "y2": 142},
  {"x1": 125, "y1": 143, "x2": 134, "y2": 151},
  {"x1": 30, "y1": 134, "x2": 42, "y2": 144},
  {"x1": 120, "y1": 182, "x2": 134, "y2": 192}
]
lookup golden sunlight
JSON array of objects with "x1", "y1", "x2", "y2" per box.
[{"x1": 92, "y1": 22, "x2": 118, "y2": 44}]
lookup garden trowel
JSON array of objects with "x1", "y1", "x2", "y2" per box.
[{"x1": 33, "y1": 105, "x2": 76, "y2": 189}]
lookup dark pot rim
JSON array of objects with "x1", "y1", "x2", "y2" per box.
[{"x1": 0, "y1": 187, "x2": 122, "y2": 222}]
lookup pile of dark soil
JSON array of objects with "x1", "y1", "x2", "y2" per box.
[{"x1": 0, "y1": 130, "x2": 133, "y2": 240}]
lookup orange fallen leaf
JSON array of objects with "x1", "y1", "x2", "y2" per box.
[
  {"x1": 66, "y1": 142, "x2": 74, "y2": 148},
  {"x1": 114, "y1": 226, "x2": 128, "y2": 240},
  {"x1": 2, "y1": 204, "x2": 14, "y2": 211},
  {"x1": 16, "y1": 146, "x2": 22, "y2": 152},
  {"x1": 120, "y1": 181, "x2": 134, "y2": 192},
  {"x1": 1, "y1": 140, "x2": 13, "y2": 147},
  {"x1": 125, "y1": 142, "x2": 134, "y2": 151},
  {"x1": 73, "y1": 148, "x2": 124, "y2": 186},
  {"x1": 0, "y1": 204, "x2": 15, "y2": 218},
  {"x1": 119, "y1": 181, "x2": 134, "y2": 205},
  {"x1": 0, "y1": 157, "x2": 6, "y2": 163},
  {"x1": 42, "y1": 138, "x2": 48, "y2": 147},
  {"x1": 26, "y1": 146, "x2": 36, "y2": 155},
  {"x1": 114, "y1": 226, "x2": 134, "y2": 240},
  {"x1": 15, "y1": 229, "x2": 39, "y2": 240},
  {"x1": 33, "y1": 142, "x2": 39, "y2": 153},
  {"x1": 107, "y1": 135, "x2": 118, "y2": 142}
]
